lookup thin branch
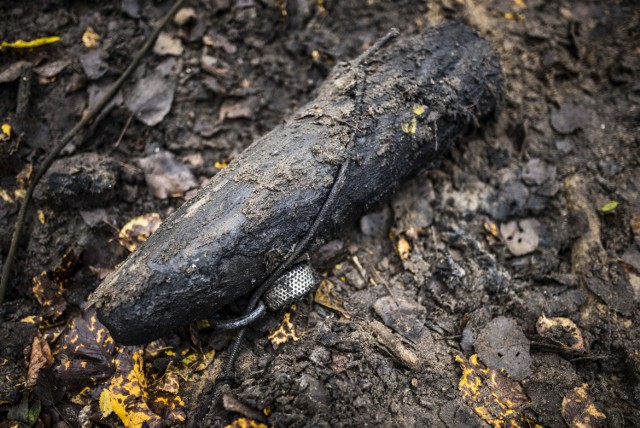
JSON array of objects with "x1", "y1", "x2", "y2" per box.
[{"x1": 0, "y1": 0, "x2": 188, "y2": 304}]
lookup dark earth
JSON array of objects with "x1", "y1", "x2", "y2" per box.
[{"x1": 1, "y1": 0, "x2": 639, "y2": 427}]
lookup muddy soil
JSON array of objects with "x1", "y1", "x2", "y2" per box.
[{"x1": 1, "y1": 0, "x2": 639, "y2": 427}]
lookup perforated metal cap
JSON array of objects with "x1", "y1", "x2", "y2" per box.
[{"x1": 263, "y1": 263, "x2": 319, "y2": 311}]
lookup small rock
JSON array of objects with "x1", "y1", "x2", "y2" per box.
[
  {"x1": 500, "y1": 219, "x2": 540, "y2": 256},
  {"x1": 550, "y1": 102, "x2": 588, "y2": 134},
  {"x1": 521, "y1": 158, "x2": 556, "y2": 186},
  {"x1": 555, "y1": 139, "x2": 573, "y2": 154},
  {"x1": 174, "y1": 7, "x2": 196, "y2": 26},
  {"x1": 359, "y1": 206, "x2": 391, "y2": 237},
  {"x1": 153, "y1": 32, "x2": 184, "y2": 57},
  {"x1": 121, "y1": 0, "x2": 141, "y2": 18},
  {"x1": 373, "y1": 295, "x2": 426, "y2": 342}
]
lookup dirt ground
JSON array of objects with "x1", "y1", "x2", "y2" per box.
[{"x1": 1, "y1": 0, "x2": 639, "y2": 427}]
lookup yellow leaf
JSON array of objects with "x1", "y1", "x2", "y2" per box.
[
  {"x1": 180, "y1": 352, "x2": 199, "y2": 367},
  {"x1": 99, "y1": 388, "x2": 113, "y2": 418},
  {"x1": 118, "y1": 213, "x2": 162, "y2": 252},
  {"x1": 456, "y1": 354, "x2": 537, "y2": 428},
  {"x1": 536, "y1": 314, "x2": 587, "y2": 354},
  {"x1": 0, "y1": 189, "x2": 14, "y2": 203},
  {"x1": 215, "y1": 159, "x2": 230, "y2": 169},
  {"x1": 599, "y1": 200, "x2": 619, "y2": 213},
  {"x1": 396, "y1": 237, "x2": 411, "y2": 260},
  {"x1": 20, "y1": 315, "x2": 39, "y2": 324},
  {"x1": 314, "y1": 279, "x2": 351, "y2": 319},
  {"x1": 14, "y1": 163, "x2": 32, "y2": 200},
  {"x1": 412, "y1": 104, "x2": 426, "y2": 116},
  {"x1": 225, "y1": 417, "x2": 269, "y2": 428},
  {"x1": 82, "y1": 27, "x2": 101, "y2": 48},
  {"x1": 401, "y1": 117, "x2": 418, "y2": 135},
  {"x1": 194, "y1": 349, "x2": 216, "y2": 371},
  {"x1": 1, "y1": 123, "x2": 11, "y2": 141},
  {"x1": 562, "y1": 384, "x2": 606, "y2": 428},
  {"x1": 268, "y1": 312, "x2": 300, "y2": 345},
  {"x1": 0, "y1": 36, "x2": 61, "y2": 50},
  {"x1": 37, "y1": 209, "x2": 46, "y2": 224}
]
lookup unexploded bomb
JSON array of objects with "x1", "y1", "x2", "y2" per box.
[{"x1": 89, "y1": 22, "x2": 504, "y2": 345}]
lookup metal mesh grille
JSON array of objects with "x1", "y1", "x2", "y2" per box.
[{"x1": 263, "y1": 263, "x2": 319, "y2": 311}]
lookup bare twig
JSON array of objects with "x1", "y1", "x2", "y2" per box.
[{"x1": 0, "y1": 0, "x2": 188, "y2": 304}]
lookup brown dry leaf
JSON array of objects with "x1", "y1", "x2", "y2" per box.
[
  {"x1": 55, "y1": 310, "x2": 115, "y2": 389},
  {"x1": 268, "y1": 312, "x2": 299, "y2": 345},
  {"x1": 219, "y1": 101, "x2": 253, "y2": 120},
  {"x1": 455, "y1": 354, "x2": 540, "y2": 428},
  {"x1": 225, "y1": 417, "x2": 268, "y2": 428},
  {"x1": 14, "y1": 163, "x2": 32, "y2": 200},
  {"x1": 82, "y1": 27, "x2": 101, "y2": 48},
  {"x1": 314, "y1": 279, "x2": 351, "y2": 319},
  {"x1": 396, "y1": 237, "x2": 411, "y2": 260},
  {"x1": 562, "y1": 384, "x2": 606, "y2": 428},
  {"x1": 27, "y1": 332, "x2": 53, "y2": 388},
  {"x1": 117, "y1": 213, "x2": 162, "y2": 252},
  {"x1": 32, "y1": 272, "x2": 67, "y2": 319},
  {"x1": 536, "y1": 315, "x2": 588, "y2": 354},
  {"x1": 631, "y1": 211, "x2": 640, "y2": 246}
]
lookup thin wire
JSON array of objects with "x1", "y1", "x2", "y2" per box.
[
  {"x1": 0, "y1": 0, "x2": 188, "y2": 304},
  {"x1": 209, "y1": 301, "x2": 267, "y2": 330}
]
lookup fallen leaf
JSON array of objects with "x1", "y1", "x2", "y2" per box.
[
  {"x1": 55, "y1": 310, "x2": 115, "y2": 389},
  {"x1": 314, "y1": 279, "x2": 351, "y2": 319},
  {"x1": 456, "y1": 354, "x2": 539, "y2": 428},
  {"x1": 14, "y1": 163, "x2": 33, "y2": 200},
  {"x1": 153, "y1": 32, "x2": 184, "y2": 56},
  {"x1": 0, "y1": 36, "x2": 61, "y2": 50},
  {"x1": 137, "y1": 150, "x2": 198, "y2": 199},
  {"x1": 562, "y1": 384, "x2": 606, "y2": 428},
  {"x1": 219, "y1": 101, "x2": 253, "y2": 120},
  {"x1": 174, "y1": 7, "x2": 196, "y2": 26},
  {"x1": 536, "y1": 315, "x2": 588, "y2": 354},
  {"x1": 268, "y1": 312, "x2": 299, "y2": 345},
  {"x1": 396, "y1": 237, "x2": 411, "y2": 260},
  {"x1": 1, "y1": 122, "x2": 11, "y2": 141},
  {"x1": 225, "y1": 418, "x2": 269, "y2": 428},
  {"x1": 117, "y1": 213, "x2": 162, "y2": 252},
  {"x1": 34, "y1": 59, "x2": 70, "y2": 78},
  {"x1": 37, "y1": 209, "x2": 45, "y2": 224},
  {"x1": 27, "y1": 332, "x2": 53, "y2": 388},
  {"x1": 32, "y1": 272, "x2": 67, "y2": 319},
  {"x1": 106, "y1": 350, "x2": 185, "y2": 428},
  {"x1": 82, "y1": 27, "x2": 101, "y2": 48},
  {"x1": 99, "y1": 388, "x2": 114, "y2": 418},
  {"x1": 599, "y1": 201, "x2": 619, "y2": 213},
  {"x1": 125, "y1": 58, "x2": 179, "y2": 126},
  {"x1": 373, "y1": 295, "x2": 426, "y2": 342},
  {"x1": 214, "y1": 159, "x2": 230, "y2": 169},
  {"x1": 34, "y1": 368, "x2": 65, "y2": 406}
]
